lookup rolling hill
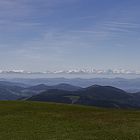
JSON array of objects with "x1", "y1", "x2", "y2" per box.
[
  {"x1": 10, "y1": 77, "x2": 140, "y2": 92},
  {"x1": 28, "y1": 85, "x2": 140, "y2": 108},
  {"x1": 0, "y1": 81, "x2": 81, "y2": 100},
  {"x1": 26, "y1": 83, "x2": 81, "y2": 92},
  {"x1": 0, "y1": 82, "x2": 25, "y2": 100},
  {"x1": 1, "y1": 80, "x2": 140, "y2": 109}
]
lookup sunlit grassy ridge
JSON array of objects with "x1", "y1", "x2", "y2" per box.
[{"x1": 0, "y1": 101, "x2": 140, "y2": 140}]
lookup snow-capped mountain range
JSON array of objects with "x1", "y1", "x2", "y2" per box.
[{"x1": 0, "y1": 69, "x2": 140, "y2": 75}]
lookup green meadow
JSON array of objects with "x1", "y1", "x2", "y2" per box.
[{"x1": 0, "y1": 101, "x2": 140, "y2": 140}]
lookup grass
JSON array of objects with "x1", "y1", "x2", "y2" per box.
[{"x1": 0, "y1": 101, "x2": 140, "y2": 139}]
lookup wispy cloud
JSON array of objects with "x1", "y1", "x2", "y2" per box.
[
  {"x1": 103, "y1": 21, "x2": 140, "y2": 32},
  {"x1": 0, "y1": 0, "x2": 140, "y2": 71}
]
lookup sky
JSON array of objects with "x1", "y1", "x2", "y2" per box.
[{"x1": 0, "y1": 0, "x2": 140, "y2": 72}]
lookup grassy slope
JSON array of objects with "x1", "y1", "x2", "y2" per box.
[{"x1": 0, "y1": 102, "x2": 140, "y2": 140}]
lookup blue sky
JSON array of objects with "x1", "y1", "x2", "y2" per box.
[{"x1": 0, "y1": 0, "x2": 140, "y2": 72}]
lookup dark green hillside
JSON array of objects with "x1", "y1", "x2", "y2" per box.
[
  {"x1": 0, "y1": 101, "x2": 140, "y2": 139},
  {"x1": 28, "y1": 85, "x2": 140, "y2": 108}
]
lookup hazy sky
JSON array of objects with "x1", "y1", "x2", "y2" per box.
[{"x1": 0, "y1": 0, "x2": 140, "y2": 72}]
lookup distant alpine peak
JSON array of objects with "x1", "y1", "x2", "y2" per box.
[
  {"x1": 42, "y1": 69, "x2": 140, "y2": 75},
  {"x1": 0, "y1": 69, "x2": 140, "y2": 75}
]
